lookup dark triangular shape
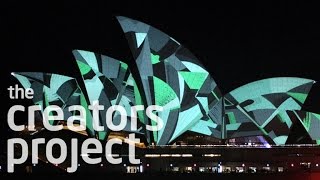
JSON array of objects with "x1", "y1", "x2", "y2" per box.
[
  {"x1": 286, "y1": 119, "x2": 313, "y2": 144},
  {"x1": 262, "y1": 93, "x2": 291, "y2": 107},
  {"x1": 288, "y1": 82, "x2": 314, "y2": 93}
]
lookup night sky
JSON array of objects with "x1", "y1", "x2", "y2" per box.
[{"x1": 2, "y1": 1, "x2": 320, "y2": 147}]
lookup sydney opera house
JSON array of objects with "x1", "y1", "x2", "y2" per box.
[{"x1": 8, "y1": 16, "x2": 320, "y2": 174}]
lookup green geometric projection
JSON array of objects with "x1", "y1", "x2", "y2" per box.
[
  {"x1": 178, "y1": 71, "x2": 208, "y2": 89},
  {"x1": 153, "y1": 76, "x2": 178, "y2": 107},
  {"x1": 77, "y1": 60, "x2": 91, "y2": 75},
  {"x1": 12, "y1": 16, "x2": 320, "y2": 146},
  {"x1": 117, "y1": 16, "x2": 222, "y2": 145},
  {"x1": 227, "y1": 112, "x2": 237, "y2": 124},
  {"x1": 151, "y1": 53, "x2": 160, "y2": 64},
  {"x1": 224, "y1": 77, "x2": 315, "y2": 145},
  {"x1": 287, "y1": 92, "x2": 308, "y2": 104}
]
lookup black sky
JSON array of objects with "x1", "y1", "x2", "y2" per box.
[{"x1": 2, "y1": 1, "x2": 320, "y2": 142}]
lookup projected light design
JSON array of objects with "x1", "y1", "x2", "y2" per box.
[
  {"x1": 117, "y1": 16, "x2": 223, "y2": 144},
  {"x1": 12, "y1": 16, "x2": 320, "y2": 146},
  {"x1": 224, "y1": 77, "x2": 315, "y2": 145}
]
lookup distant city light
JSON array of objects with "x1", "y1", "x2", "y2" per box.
[
  {"x1": 171, "y1": 154, "x2": 181, "y2": 157},
  {"x1": 203, "y1": 154, "x2": 221, "y2": 157},
  {"x1": 291, "y1": 164, "x2": 294, "y2": 167},
  {"x1": 124, "y1": 164, "x2": 127, "y2": 167},
  {"x1": 161, "y1": 154, "x2": 170, "y2": 157},
  {"x1": 316, "y1": 164, "x2": 319, "y2": 167},
  {"x1": 145, "y1": 154, "x2": 160, "y2": 157},
  {"x1": 182, "y1": 154, "x2": 193, "y2": 157},
  {"x1": 242, "y1": 164, "x2": 245, "y2": 167},
  {"x1": 145, "y1": 154, "x2": 193, "y2": 158},
  {"x1": 194, "y1": 164, "x2": 197, "y2": 167},
  {"x1": 170, "y1": 164, "x2": 173, "y2": 167},
  {"x1": 147, "y1": 164, "x2": 150, "y2": 167}
]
